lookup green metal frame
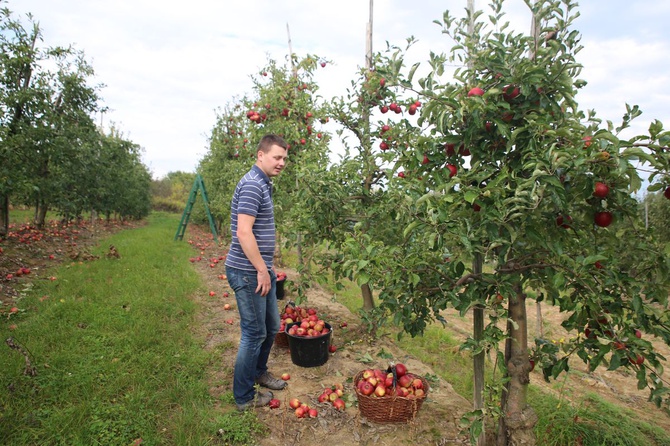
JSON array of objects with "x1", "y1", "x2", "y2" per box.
[{"x1": 174, "y1": 174, "x2": 218, "y2": 242}]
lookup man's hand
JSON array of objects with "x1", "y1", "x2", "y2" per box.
[{"x1": 256, "y1": 269, "x2": 271, "y2": 296}]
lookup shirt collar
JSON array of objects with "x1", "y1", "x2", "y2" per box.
[{"x1": 251, "y1": 164, "x2": 273, "y2": 194}]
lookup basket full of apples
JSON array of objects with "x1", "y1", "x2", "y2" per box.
[{"x1": 354, "y1": 362, "x2": 429, "y2": 423}]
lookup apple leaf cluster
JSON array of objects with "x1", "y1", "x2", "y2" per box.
[
  {"x1": 0, "y1": 8, "x2": 152, "y2": 232},
  {"x1": 336, "y1": 0, "x2": 670, "y2": 438}
]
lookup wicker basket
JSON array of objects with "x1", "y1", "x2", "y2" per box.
[{"x1": 354, "y1": 371, "x2": 429, "y2": 423}]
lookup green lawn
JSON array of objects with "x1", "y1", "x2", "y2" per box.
[{"x1": 0, "y1": 213, "x2": 261, "y2": 445}]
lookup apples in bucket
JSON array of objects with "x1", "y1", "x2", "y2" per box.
[{"x1": 280, "y1": 304, "x2": 330, "y2": 338}]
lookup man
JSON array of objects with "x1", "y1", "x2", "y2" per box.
[{"x1": 225, "y1": 134, "x2": 288, "y2": 411}]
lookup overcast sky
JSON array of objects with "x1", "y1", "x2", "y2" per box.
[{"x1": 10, "y1": 0, "x2": 670, "y2": 180}]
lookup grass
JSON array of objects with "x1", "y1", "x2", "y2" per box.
[
  {"x1": 323, "y1": 269, "x2": 670, "y2": 446},
  {"x1": 0, "y1": 213, "x2": 263, "y2": 446},
  {"x1": 3, "y1": 216, "x2": 669, "y2": 445}
]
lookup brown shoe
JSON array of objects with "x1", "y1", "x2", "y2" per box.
[
  {"x1": 255, "y1": 372, "x2": 287, "y2": 390},
  {"x1": 236, "y1": 391, "x2": 273, "y2": 411}
]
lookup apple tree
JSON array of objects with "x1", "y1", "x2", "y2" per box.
[
  {"x1": 294, "y1": 50, "x2": 427, "y2": 314},
  {"x1": 199, "y1": 54, "x2": 331, "y2": 280},
  {"x1": 354, "y1": 0, "x2": 670, "y2": 444}
]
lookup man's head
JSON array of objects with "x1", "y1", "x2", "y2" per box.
[{"x1": 256, "y1": 134, "x2": 288, "y2": 178}]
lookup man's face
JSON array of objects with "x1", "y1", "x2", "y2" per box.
[{"x1": 257, "y1": 144, "x2": 287, "y2": 177}]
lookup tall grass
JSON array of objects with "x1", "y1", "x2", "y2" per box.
[{"x1": 0, "y1": 213, "x2": 253, "y2": 445}]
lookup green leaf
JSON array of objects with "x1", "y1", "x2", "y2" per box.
[
  {"x1": 552, "y1": 272, "x2": 565, "y2": 289},
  {"x1": 464, "y1": 190, "x2": 479, "y2": 204}
]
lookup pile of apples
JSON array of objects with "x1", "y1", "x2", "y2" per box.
[
  {"x1": 355, "y1": 363, "x2": 427, "y2": 399},
  {"x1": 316, "y1": 383, "x2": 346, "y2": 411},
  {"x1": 287, "y1": 397, "x2": 319, "y2": 418},
  {"x1": 281, "y1": 305, "x2": 330, "y2": 339}
]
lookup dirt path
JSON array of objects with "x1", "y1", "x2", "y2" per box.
[
  {"x1": 185, "y1": 225, "x2": 670, "y2": 445},
  {"x1": 186, "y1": 226, "x2": 471, "y2": 446}
]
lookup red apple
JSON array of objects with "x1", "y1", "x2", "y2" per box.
[
  {"x1": 269, "y1": 398, "x2": 281, "y2": 409},
  {"x1": 664, "y1": 186, "x2": 670, "y2": 199},
  {"x1": 328, "y1": 345, "x2": 337, "y2": 353},
  {"x1": 593, "y1": 182, "x2": 609, "y2": 198},
  {"x1": 289, "y1": 398, "x2": 301, "y2": 409},
  {"x1": 467, "y1": 87, "x2": 485, "y2": 97},
  {"x1": 223, "y1": 304, "x2": 231, "y2": 310},
  {"x1": 209, "y1": 291, "x2": 216, "y2": 296},
  {"x1": 398, "y1": 374, "x2": 413, "y2": 388},
  {"x1": 630, "y1": 354, "x2": 644, "y2": 366},
  {"x1": 360, "y1": 381, "x2": 374, "y2": 396},
  {"x1": 281, "y1": 373, "x2": 290, "y2": 381},
  {"x1": 583, "y1": 135, "x2": 592, "y2": 148},
  {"x1": 374, "y1": 385, "x2": 386, "y2": 397},
  {"x1": 635, "y1": 329, "x2": 642, "y2": 339},
  {"x1": 594, "y1": 211, "x2": 613, "y2": 228},
  {"x1": 308, "y1": 408, "x2": 318, "y2": 418},
  {"x1": 446, "y1": 164, "x2": 457, "y2": 178},
  {"x1": 556, "y1": 214, "x2": 572, "y2": 228},
  {"x1": 395, "y1": 363, "x2": 407, "y2": 378},
  {"x1": 333, "y1": 398, "x2": 346, "y2": 411},
  {"x1": 502, "y1": 84, "x2": 520, "y2": 102}
]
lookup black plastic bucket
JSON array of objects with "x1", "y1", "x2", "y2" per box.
[
  {"x1": 285, "y1": 322, "x2": 332, "y2": 367},
  {"x1": 276, "y1": 278, "x2": 286, "y2": 300}
]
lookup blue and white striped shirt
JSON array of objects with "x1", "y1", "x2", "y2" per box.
[{"x1": 225, "y1": 165, "x2": 275, "y2": 271}]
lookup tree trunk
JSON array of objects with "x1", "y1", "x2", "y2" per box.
[
  {"x1": 35, "y1": 198, "x2": 48, "y2": 229},
  {"x1": 0, "y1": 194, "x2": 9, "y2": 236},
  {"x1": 497, "y1": 286, "x2": 537, "y2": 446},
  {"x1": 472, "y1": 253, "x2": 486, "y2": 445},
  {"x1": 361, "y1": 283, "x2": 375, "y2": 311}
]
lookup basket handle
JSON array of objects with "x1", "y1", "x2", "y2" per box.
[{"x1": 282, "y1": 300, "x2": 296, "y2": 313}]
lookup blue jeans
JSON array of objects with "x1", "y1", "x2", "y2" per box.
[{"x1": 226, "y1": 266, "x2": 280, "y2": 404}]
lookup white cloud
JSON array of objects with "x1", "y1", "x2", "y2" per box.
[{"x1": 10, "y1": 0, "x2": 670, "y2": 178}]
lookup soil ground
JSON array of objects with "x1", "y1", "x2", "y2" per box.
[
  {"x1": 185, "y1": 224, "x2": 670, "y2": 445},
  {"x1": 2, "y1": 219, "x2": 669, "y2": 445}
]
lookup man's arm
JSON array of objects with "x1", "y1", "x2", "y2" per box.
[{"x1": 237, "y1": 213, "x2": 271, "y2": 296}]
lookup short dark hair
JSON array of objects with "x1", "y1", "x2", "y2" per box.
[{"x1": 257, "y1": 134, "x2": 288, "y2": 153}]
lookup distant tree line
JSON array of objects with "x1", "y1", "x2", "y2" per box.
[{"x1": 0, "y1": 3, "x2": 151, "y2": 235}]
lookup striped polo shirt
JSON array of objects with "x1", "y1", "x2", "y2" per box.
[{"x1": 225, "y1": 164, "x2": 275, "y2": 271}]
